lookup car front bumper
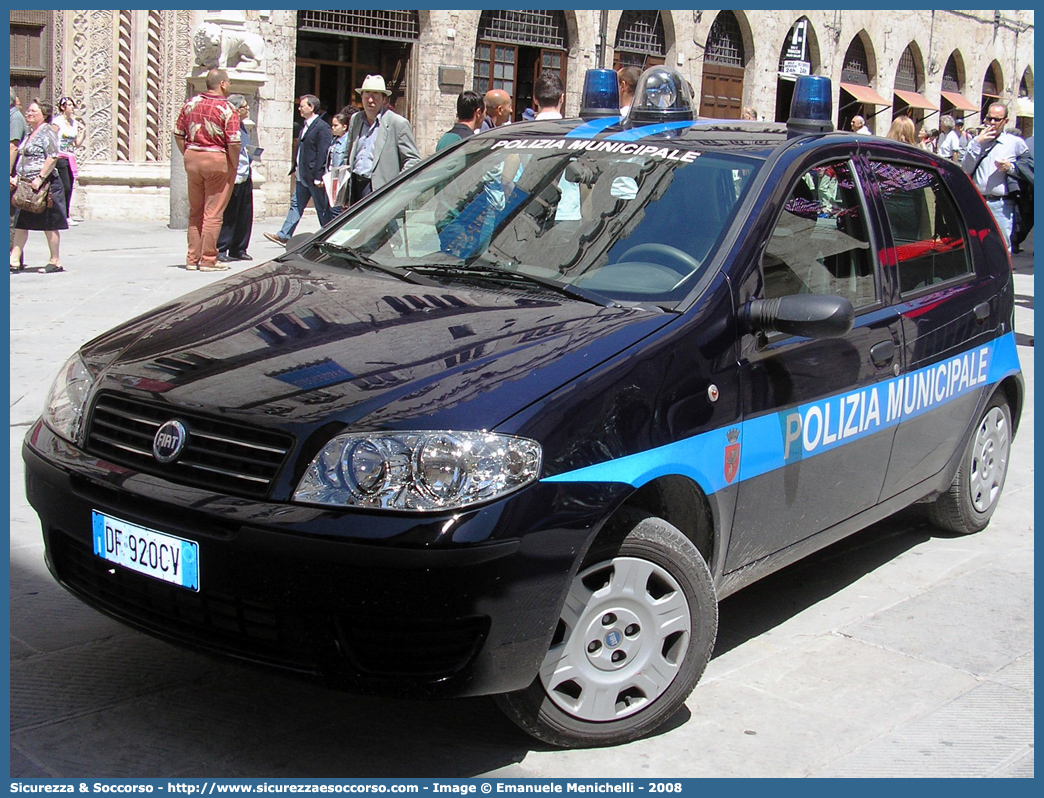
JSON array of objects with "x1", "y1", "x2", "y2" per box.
[{"x1": 23, "y1": 420, "x2": 625, "y2": 698}]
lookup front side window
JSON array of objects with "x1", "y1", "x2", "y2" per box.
[
  {"x1": 763, "y1": 160, "x2": 877, "y2": 308},
  {"x1": 870, "y1": 161, "x2": 972, "y2": 294},
  {"x1": 319, "y1": 138, "x2": 762, "y2": 306}
]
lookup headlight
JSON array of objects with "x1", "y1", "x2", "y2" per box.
[
  {"x1": 43, "y1": 352, "x2": 94, "y2": 444},
  {"x1": 293, "y1": 431, "x2": 542, "y2": 511}
]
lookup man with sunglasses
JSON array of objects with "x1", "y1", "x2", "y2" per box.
[{"x1": 962, "y1": 102, "x2": 1031, "y2": 250}]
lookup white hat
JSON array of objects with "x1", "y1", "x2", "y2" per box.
[{"x1": 357, "y1": 75, "x2": 391, "y2": 95}]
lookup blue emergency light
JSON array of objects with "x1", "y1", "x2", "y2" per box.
[
  {"x1": 579, "y1": 68, "x2": 621, "y2": 119},
  {"x1": 787, "y1": 75, "x2": 834, "y2": 137},
  {"x1": 628, "y1": 66, "x2": 695, "y2": 125}
]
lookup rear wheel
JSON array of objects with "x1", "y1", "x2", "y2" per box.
[
  {"x1": 495, "y1": 510, "x2": 717, "y2": 747},
  {"x1": 928, "y1": 394, "x2": 1012, "y2": 534}
]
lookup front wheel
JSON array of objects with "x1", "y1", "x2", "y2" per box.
[
  {"x1": 928, "y1": 394, "x2": 1012, "y2": 534},
  {"x1": 495, "y1": 511, "x2": 717, "y2": 747}
]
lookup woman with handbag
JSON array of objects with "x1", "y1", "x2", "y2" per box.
[{"x1": 10, "y1": 99, "x2": 67, "y2": 272}]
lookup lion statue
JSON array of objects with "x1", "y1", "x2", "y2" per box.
[{"x1": 192, "y1": 21, "x2": 265, "y2": 71}]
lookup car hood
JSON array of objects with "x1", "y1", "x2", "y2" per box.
[{"x1": 81, "y1": 260, "x2": 672, "y2": 432}]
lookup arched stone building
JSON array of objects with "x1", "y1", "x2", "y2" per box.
[{"x1": 9, "y1": 9, "x2": 1033, "y2": 223}]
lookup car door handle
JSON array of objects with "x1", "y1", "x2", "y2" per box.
[
  {"x1": 869, "y1": 340, "x2": 895, "y2": 368},
  {"x1": 974, "y1": 301, "x2": 991, "y2": 322}
]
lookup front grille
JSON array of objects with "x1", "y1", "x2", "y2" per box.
[
  {"x1": 85, "y1": 393, "x2": 293, "y2": 498},
  {"x1": 50, "y1": 529, "x2": 489, "y2": 681},
  {"x1": 50, "y1": 530, "x2": 320, "y2": 671}
]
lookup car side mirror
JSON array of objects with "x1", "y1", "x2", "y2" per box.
[{"x1": 745, "y1": 294, "x2": 855, "y2": 338}]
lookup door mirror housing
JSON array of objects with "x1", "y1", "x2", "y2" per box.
[{"x1": 745, "y1": 294, "x2": 855, "y2": 339}]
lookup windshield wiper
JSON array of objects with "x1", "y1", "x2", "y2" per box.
[
  {"x1": 411, "y1": 262, "x2": 617, "y2": 307},
  {"x1": 316, "y1": 242, "x2": 438, "y2": 286}
]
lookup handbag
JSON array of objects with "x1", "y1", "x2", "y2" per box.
[{"x1": 12, "y1": 176, "x2": 50, "y2": 214}]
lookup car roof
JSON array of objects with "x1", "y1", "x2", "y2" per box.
[
  {"x1": 480, "y1": 117, "x2": 962, "y2": 169},
  {"x1": 483, "y1": 117, "x2": 789, "y2": 154}
]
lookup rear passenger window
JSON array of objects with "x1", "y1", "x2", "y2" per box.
[
  {"x1": 763, "y1": 160, "x2": 877, "y2": 309},
  {"x1": 870, "y1": 162, "x2": 972, "y2": 294}
]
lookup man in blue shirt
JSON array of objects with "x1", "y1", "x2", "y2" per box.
[{"x1": 963, "y1": 102, "x2": 1031, "y2": 250}]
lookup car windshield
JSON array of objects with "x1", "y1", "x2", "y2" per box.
[{"x1": 318, "y1": 136, "x2": 763, "y2": 305}]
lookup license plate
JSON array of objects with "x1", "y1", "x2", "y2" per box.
[{"x1": 92, "y1": 511, "x2": 199, "y2": 591}]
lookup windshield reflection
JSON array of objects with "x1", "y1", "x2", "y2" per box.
[{"x1": 321, "y1": 138, "x2": 762, "y2": 304}]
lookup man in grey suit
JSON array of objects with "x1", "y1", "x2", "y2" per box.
[{"x1": 345, "y1": 74, "x2": 421, "y2": 206}]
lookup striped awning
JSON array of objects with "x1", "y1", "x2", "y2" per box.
[
  {"x1": 893, "y1": 89, "x2": 938, "y2": 111},
  {"x1": 939, "y1": 90, "x2": 978, "y2": 112},
  {"x1": 839, "y1": 82, "x2": 890, "y2": 106}
]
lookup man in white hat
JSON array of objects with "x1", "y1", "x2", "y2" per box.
[{"x1": 345, "y1": 74, "x2": 421, "y2": 205}]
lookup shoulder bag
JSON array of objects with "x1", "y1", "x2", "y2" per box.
[{"x1": 12, "y1": 176, "x2": 50, "y2": 214}]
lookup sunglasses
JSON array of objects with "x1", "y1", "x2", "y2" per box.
[{"x1": 985, "y1": 115, "x2": 1007, "y2": 122}]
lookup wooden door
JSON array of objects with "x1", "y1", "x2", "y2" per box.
[
  {"x1": 537, "y1": 48, "x2": 566, "y2": 91},
  {"x1": 700, "y1": 63, "x2": 743, "y2": 119}
]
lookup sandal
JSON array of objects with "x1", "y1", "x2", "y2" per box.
[{"x1": 44, "y1": 262, "x2": 63, "y2": 273}]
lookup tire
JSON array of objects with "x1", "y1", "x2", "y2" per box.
[
  {"x1": 495, "y1": 510, "x2": 717, "y2": 748},
  {"x1": 928, "y1": 393, "x2": 1012, "y2": 534}
]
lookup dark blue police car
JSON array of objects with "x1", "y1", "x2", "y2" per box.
[{"x1": 24, "y1": 69, "x2": 1023, "y2": 747}]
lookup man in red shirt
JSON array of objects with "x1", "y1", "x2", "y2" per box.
[{"x1": 174, "y1": 69, "x2": 240, "y2": 271}]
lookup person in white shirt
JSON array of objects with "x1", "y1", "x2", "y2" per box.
[
  {"x1": 936, "y1": 115, "x2": 960, "y2": 162},
  {"x1": 531, "y1": 72, "x2": 581, "y2": 224},
  {"x1": 533, "y1": 72, "x2": 564, "y2": 121},
  {"x1": 617, "y1": 66, "x2": 640, "y2": 117},
  {"x1": 850, "y1": 115, "x2": 871, "y2": 135},
  {"x1": 962, "y1": 102, "x2": 1030, "y2": 249}
]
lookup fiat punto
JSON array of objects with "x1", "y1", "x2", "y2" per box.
[{"x1": 24, "y1": 72, "x2": 1022, "y2": 747}]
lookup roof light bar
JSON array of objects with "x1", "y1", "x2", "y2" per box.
[
  {"x1": 787, "y1": 75, "x2": 834, "y2": 137},
  {"x1": 580, "y1": 68, "x2": 621, "y2": 119},
  {"x1": 628, "y1": 66, "x2": 695, "y2": 125}
]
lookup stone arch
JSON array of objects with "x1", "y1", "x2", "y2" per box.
[
  {"x1": 472, "y1": 9, "x2": 572, "y2": 120},
  {"x1": 980, "y1": 59, "x2": 1004, "y2": 122},
  {"x1": 841, "y1": 30, "x2": 879, "y2": 87},
  {"x1": 837, "y1": 30, "x2": 886, "y2": 132},
  {"x1": 698, "y1": 9, "x2": 753, "y2": 118},
  {"x1": 939, "y1": 50, "x2": 977, "y2": 123},
  {"x1": 1016, "y1": 65, "x2": 1034, "y2": 136},
  {"x1": 892, "y1": 40, "x2": 933, "y2": 126},
  {"x1": 774, "y1": 15, "x2": 822, "y2": 122},
  {"x1": 659, "y1": 10, "x2": 678, "y2": 63},
  {"x1": 942, "y1": 50, "x2": 967, "y2": 92},
  {"x1": 612, "y1": 10, "x2": 668, "y2": 70}
]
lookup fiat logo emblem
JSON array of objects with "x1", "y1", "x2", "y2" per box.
[{"x1": 152, "y1": 420, "x2": 188, "y2": 463}]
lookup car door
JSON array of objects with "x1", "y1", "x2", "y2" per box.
[
  {"x1": 725, "y1": 155, "x2": 904, "y2": 572},
  {"x1": 864, "y1": 156, "x2": 1000, "y2": 499}
]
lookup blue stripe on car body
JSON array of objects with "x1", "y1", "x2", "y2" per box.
[{"x1": 543, "y1": 331, "x2": 1020, "y2": 495}]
